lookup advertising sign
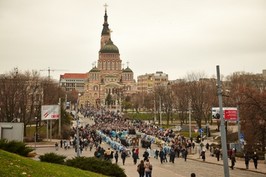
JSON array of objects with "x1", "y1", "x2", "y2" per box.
[
  {"x1": 41, "y1": 105, "x2": 60, "y2": 120},
  {"x1": 211, "y1": 107, "x2": 238, "y2": 121},
  {"x1": 224, "y1": 109, "x2": 238, "y2": 121}
]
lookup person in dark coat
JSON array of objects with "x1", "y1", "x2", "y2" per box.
[
  {"x1": 154, "y1": 149, "x2": 159, "y2": 159},
  {"x1": 133, "y1": 149, "x2": 138, "y2": 165},
  {"x1": 143, "y1": 150, "x2": 149, "y2": 161},
  {"x1": 230, "y1": 153, "x2": 236, "y2": 170},
  {"x1": 244, "y1": 152, "x2": 250, "y2": 169},
  {"x1": 114, "y1": 150, "x2": 119, "y2": 164},
  {"x1": 182, "y1": 148, "x2": 188, "y2": 162},
  {"x1": 159, "y1": 149, "x2": 165, "y2": 164},
  {"x1": 215, "y1": 148, "x2": 220, "y2": 161},
  {"x1": 60, "y1": 139, "x2": 63, "y2": 148},
  {"x1": 137, "y1": 160, "x2": 145, "y2": 177},
  {"x1": 200, "y1": 150, "x2": 206, "y2": 161},
  {"x1": 169, "y1": 148, "x2": 175, "y2": 163},
  {"x1": 252, "y1": 151, "x2": 259, "y2": 169},
  {"x1": 121, "y1": 150, "x2": 127, "y2": 165}
]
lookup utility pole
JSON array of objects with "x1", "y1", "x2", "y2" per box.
[
  {"x1": 189, "y1": 99, "x2": 192, "y2": 138},
  {"x1": 159, "y1": 96, "x2": 162, "y2": 126},
  {"x1": 58, "y1": 98, "x2": 61, "y2": 138},
  {"x1": 216, "y1": 65, "x2": 230, "y2": 177},
  {"x1": 237, "y1": 105, "x2": 242, "y2": 152}
]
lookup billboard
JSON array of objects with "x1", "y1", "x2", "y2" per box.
[
  {"x1": 41, "y1": 105, "x2": 60, "y2": 120},
  {"x1": 212, "y1": 107, "x2": 238, "y2": 121}
]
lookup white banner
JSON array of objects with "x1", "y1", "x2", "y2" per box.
[{"x1": 41, "y1": 105, "x2": 60, "y2": 120}]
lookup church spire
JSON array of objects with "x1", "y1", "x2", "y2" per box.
[{"x1": 101, "y1": 3, "x2": 110, "y2": 36}]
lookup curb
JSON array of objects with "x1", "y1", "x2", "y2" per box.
[{"x1": 187, "y1": 156, "x2": 266, "y2": 175}]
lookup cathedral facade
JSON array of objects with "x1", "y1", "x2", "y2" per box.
[{"x1": 80, "y1": 7, "x2": 136, "y2": 109}]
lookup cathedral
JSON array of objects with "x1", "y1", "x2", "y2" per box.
[{"x1": 80, "y1": 6, "x2": 136, "y2": 109}]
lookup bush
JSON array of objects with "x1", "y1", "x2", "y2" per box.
[
  {"x1": 0, "y1": 139, "x2": 8, "y2": 149},
  {"x1": 0, "y1": 139, "x2": 34, "y2": 157},
  {"x1": 66, "y1": 157, "x2": 126, "y2": 177},
  {"x1": 39, "y1": 152, "x2": 66, "y2": 165}
]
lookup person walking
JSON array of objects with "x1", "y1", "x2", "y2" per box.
[
  {"x1": 133, "y1": 149, "x2": 138, "y2": 165},
  {"x1": 159, "y1": 148, "x2": 165, "y2": 164},
  {"x1": 144, "y1": 159, "x2": 152, "y2": 177},
  {"x1": 230, "y1": 153, "x2": 236, "y2": 170},
  {"x1": 137, "y1": 160, "x2": 145, "y2": 177},
  {"x1": 143, "y1": 149, "x2": 149, "y2": 161},
  {"x1": 200, "y1": 150, "x2": 206, "y2": 162},
  {"x1": 114, "y1": 150, "x2": 119, "y2": 164},
  {"x1": 252, "y1": 151, "x2": 259, "y2": 169},
  {"x1": 244, "y1": 152, "x2": 250, "y2": 169},
  {"x1": 121, "y1": 150, "x2": 127, "y2": 165},
  {"x1": 215, "y1": 148, "x2": 220, "y2": 161},
  {"x1": 154, "y1": 149, "x2": 159, "y2": 159},
  {"x1": 169, "y1": 148, "x2": 175, "y2": 163},
  {"x1": 182, "y1": 148, "x2": 188, "y2": 162}
]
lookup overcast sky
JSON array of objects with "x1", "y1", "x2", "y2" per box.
[{"x1": 0, "y1": 0, "x2": 266, "y2": 80}]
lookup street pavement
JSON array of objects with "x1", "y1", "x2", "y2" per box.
[
  {"x1": 29, "y1": 116, "x2": 266, "y2": 177},
  {"x1": 31, "y1": 141, "x2": 266, "y2": 177}
]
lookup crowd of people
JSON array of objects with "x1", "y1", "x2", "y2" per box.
[{"x1": 57, "y1": 106, "x2": 261, "y2": 177}]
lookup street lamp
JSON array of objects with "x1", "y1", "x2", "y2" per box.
[
  {"x1": 188, "y1": 99, "x2": 192, "y2": 138},
  {"x1": 216, "y1": 65, "x2": 230, "y2": 177},
  {"x1": 259, "y1": 119, "x2": 266, "y2": 164},
  {"x1": 34, "y1": 116, "x2": 38, "y2": 150},
  {"x1": 75, "y1": 93, "x2": 81, "y2": 157},
  {"x1": 159, "y1": 96, "x2": 162, "y2": 127}
]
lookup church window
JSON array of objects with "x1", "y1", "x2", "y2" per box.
[
  {"x1": 93, "y1": 85, "x2": 98, "y2": 91},
  {"x1": 107, "y1": 62, "x2": 110, "y2": 70}
]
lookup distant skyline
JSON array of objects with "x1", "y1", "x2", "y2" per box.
[{"x1": 0, "y1": 0, "x2": 266, "y2": 80}]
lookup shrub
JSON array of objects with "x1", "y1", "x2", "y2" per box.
[
  {"x1": 0, "y1": 139, "x2": 34, "y2": 157},
  {"x1": 66, "y1": 157, "x2": 126, "y2": 177},
  {"x1": 0, "y1": 139, "x2": 8, "y2": 149},
  {"x1": 39, "y1": 152, "x2": 66, "y2": 165}
]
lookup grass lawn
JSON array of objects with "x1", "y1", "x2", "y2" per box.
[{"x1": 0, "y1": 150, "x2": 107, "y2": 177}]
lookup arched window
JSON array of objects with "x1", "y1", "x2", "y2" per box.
[{"x1": 93, "y1": 85, "x2": 98, "y2": 91}]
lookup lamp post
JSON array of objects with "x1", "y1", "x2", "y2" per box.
[
  {"x1": 153, "y1": 96, "x2": 157, "y2": 123},
  {"x1": 216, "y1": 65, "x2": 230, "y2": 177},
  {"x1": 188, "y1": 99, "x2": 192, "y2": 138},
  {"x1": 34, "y1": 116, "x2": 38, "y2": 150},
  {"x1": 75, "y1": 93, "x2": 81, "y2": 157},
  {"x1": 237, "y1": 105, "x2": 242, "y2": 152},
  {"x1": 259, "y1": 119, "x2": 266, "y2": 164},
  {"x1": 159, "y1": 96, "x2": 162, "y2": 127}
]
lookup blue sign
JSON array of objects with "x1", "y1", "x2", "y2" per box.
[{"x1": 240, "y1": 133, "x2": 244, "y2": 139}]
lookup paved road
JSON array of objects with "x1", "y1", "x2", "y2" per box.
[
  {"x1": 32, "y1": 116, "x2": 266, "y2": 177},
  {"x1": 34, "y1": 143, "x2": 266, "y2": 177}
]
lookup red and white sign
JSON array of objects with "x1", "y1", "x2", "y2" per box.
[
  {"x1": 41, "y1": 105, "x2": 60, "y2": 120},
  {"x1": 212, "y1": 107, "x2": 238, "y2": 121},
  {"x1": 224, "y1": 109, "x2": 238, "y2": 121}
]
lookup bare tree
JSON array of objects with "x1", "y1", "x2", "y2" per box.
[
  {"x1": 0, "y1": 68, "x2": 66, "y2": 138},
  {"x1": 171, "y1": 80, "x2": 190, "y2": 125},
  {"x1": 185, "y1": 72, "x2": 216, "y2": 129},
  {"x1": 227, "y1": 72, "x2": 266, "y2": 151}
]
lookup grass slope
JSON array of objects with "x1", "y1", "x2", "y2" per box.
[{"x1": 0, "y1": 150, "x2": 107, "y2": 177}]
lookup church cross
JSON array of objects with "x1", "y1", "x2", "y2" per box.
[{"x1": 104, "y1": 3, "x2": 108, "y2": 11}]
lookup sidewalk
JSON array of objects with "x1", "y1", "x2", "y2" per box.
[{"x1": 188, "y1": 148, "x2": 266, "y2": 175}]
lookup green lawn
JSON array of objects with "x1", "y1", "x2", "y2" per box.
[{"x1": 0, "y1": 150, "x2": 107, "y2": 177}]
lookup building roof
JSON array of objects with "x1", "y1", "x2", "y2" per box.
[
  {"x1": 100, "y1": 39, "x2": 119, "y2": 53},
  {"x1": 89, "y1": 67, "x2": 100, "y2": 72},
  {"x1": 60, "y1": 73, "x2": 87, "y2": 79},
  {"x1": 123, "y1": 67, "x2": 133, "y2": 72}
]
